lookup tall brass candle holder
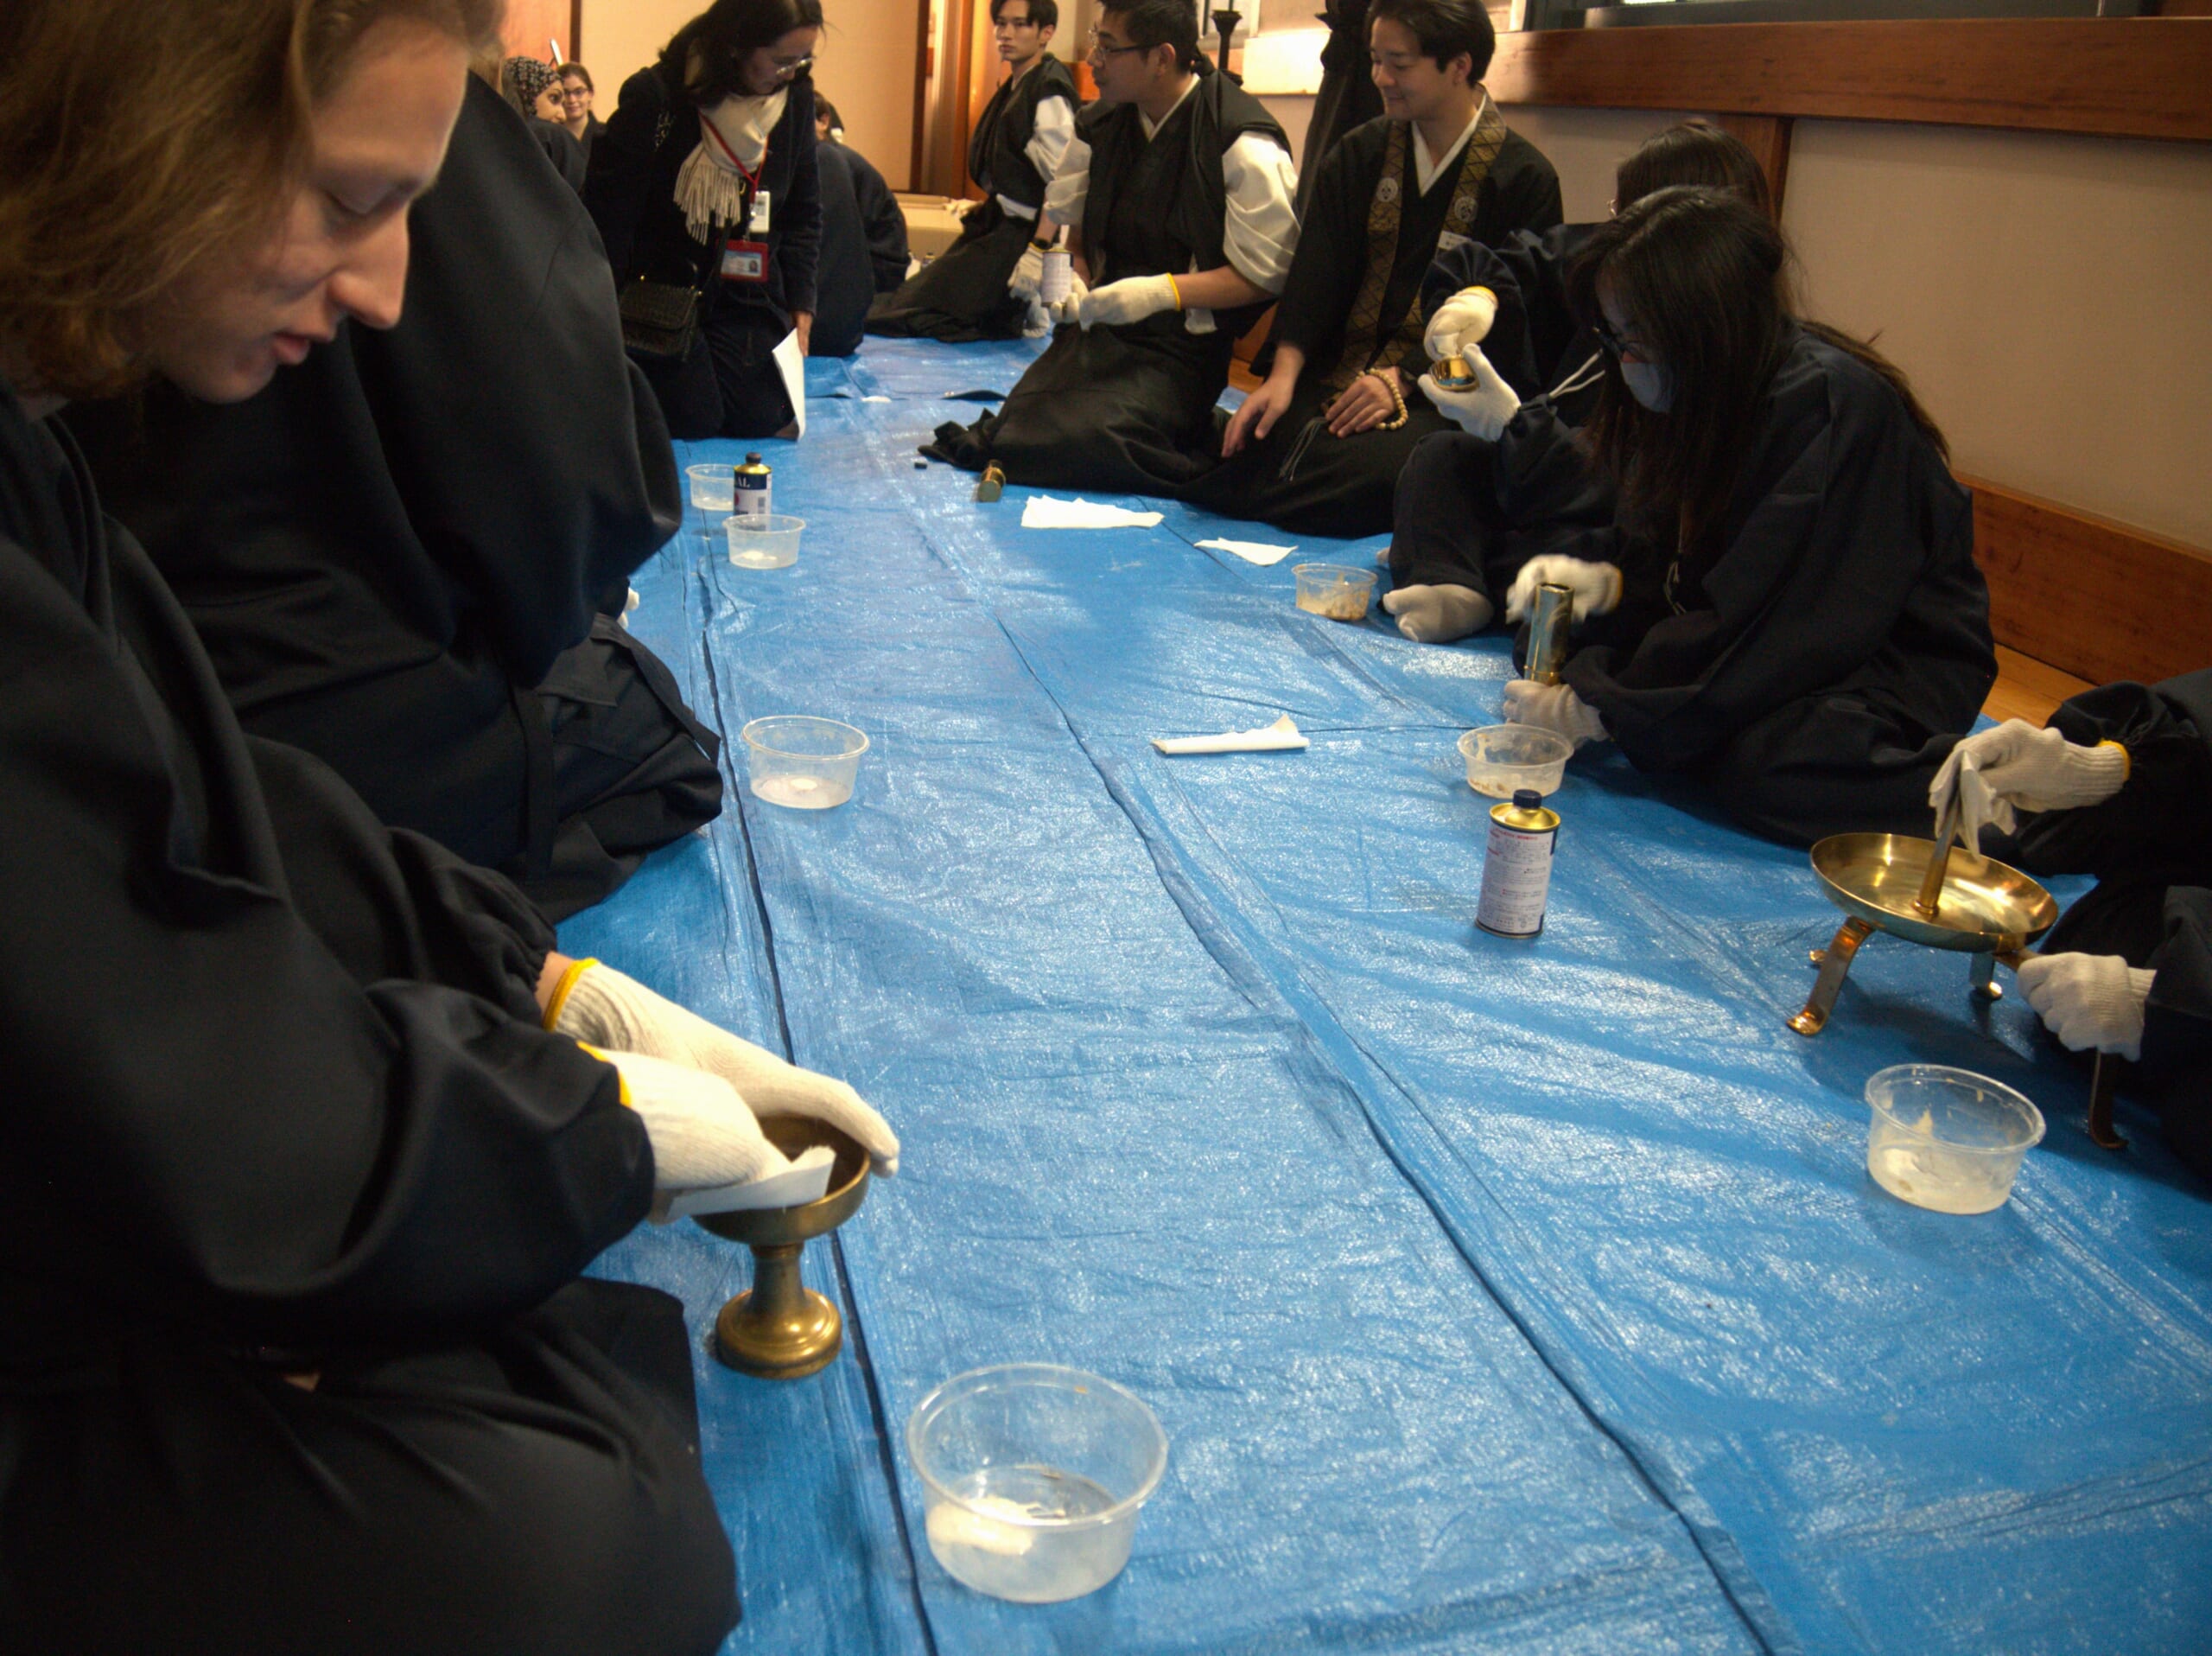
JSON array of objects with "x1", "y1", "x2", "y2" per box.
[
  {"x1": 695, "y1": 1117, "x2": 872, "y2": 1379},
  {"x1": 1523, "y1": 583, "x2": 1574, "y2": 685}
]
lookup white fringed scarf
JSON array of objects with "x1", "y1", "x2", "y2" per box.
[{"x1": 675, "y1": 88, "x2": 787, "y2": 243}]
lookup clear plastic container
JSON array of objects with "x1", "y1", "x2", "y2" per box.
[
  {"x1": 1864, "y1": 1064, "x2": 2045, "y2": 1214},
  {"x1": 1293, "y1": 563, "x2": 1376, "y2": 622},
  {"x1": 906, "y1": 1364, "x2": 1167, "y2": 1603},
  {"x1": 687, "y1": 463, "x2": 734, "y2": 512},
  {"x1": 741, "y1": 716, "x2": 868, "y2": 810},
  {"x1": 1459, "y1": 724, "x2": 1572, "y2": 799},
  {"x1": 727, "y1": 513, "x2": 804, "y2": 570}
]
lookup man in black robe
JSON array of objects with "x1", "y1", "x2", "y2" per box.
[
  {"x1": 1932, "y1": 672, "x2": 2212, "y2": 1181},
  {"x1": 1185, "y1": 0, "x2": 1560, "y2": 537},
  {"x1": 926, "y1": 0, "x2": 1299, "y2": 496},
  {"x1": 67, "y1": 74, "x2": 721, "y2": 921},
  {"x1": 868, "y1": 0, "x2": 1078, "y2": 343},
  {"x1": 811, "y1": 100, "x2": 911, "y2": 357}
]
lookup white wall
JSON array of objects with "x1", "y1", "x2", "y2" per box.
[{"x1": 582, "y1": 0, "x2": 918, "y2": 186}]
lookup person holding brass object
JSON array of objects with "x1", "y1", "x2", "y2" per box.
[
  {"x1": 1929, "y1": 672, "x2": 2212, "y2": 1181},
  {"x1": 1468, "y1": 189, "x2": 1993, "y2": 844},
  {"x1": 1184, "y1": 0, "x2": 1559, "y2": 538},
  {"x1": 1383, "y1": 121, "x2": 1773, "y2": 645}
]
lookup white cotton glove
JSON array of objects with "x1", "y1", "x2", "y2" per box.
[
  {"x1": 1078, "y1": 273, "x2": 1179, "y2": 331},
  {"x1": 1928, "y1": 720, "x2": 2129, "y2": 845},
  {"x1": 1416, "y1": 347, "x2": 1519, "y2": 441},
  {"x1": 1503, "y1": 678, "x2": 1608, "y2": 748},
  {"x1": 1008, "y1": 241, "x2": 1047, "y2": 299},
  {"x1": 1422, "y1": 284, "x2": 1498, "y2": 363},
  {"x1": 1021, "y1": 296, "x2": 1053, "y2": 338},
  {"x1": 2016, "y1": 952, "x2": 2155, "y2": 1060},
  {"x1": 1503, "y1": 554, "x2": 1624, "y2": 624},
  {"x1": 550, "y1": 960, "x2": 900, "y2": 1175},
  {"x1": 587, "y1": 1047, "x2": 794, "y2": 1189},
  {"x1": 1045, "y1": 274, "x2": 1089, "y2": 326}
]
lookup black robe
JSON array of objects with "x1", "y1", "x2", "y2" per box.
[
  {"x1": 0, "y1": 381, "x2": 736, "y2": 1654},
  {"x1": 812, "y1": 138, "x2": 911, "y2": 358},
  {"x1": 67, "y1": 77, "x2": 721, "y2": 923},
  {"x1": 1999, "y1": 672, "x2": 2212, "y2": 1181},
  {"x1": 927, "y1": 67, "x2": 1290, "y2": 495},
  {"x1": 1395, "y1": 326, "x2": 1995, "y2": 844},
  {"x1": 1297, "y1": 0, "x2": 1386, "y2": 220},
  {"x1": 587, "y1": 67, "x2": 823, "y2": 439},
  {"x1": 1184, "y1": 115, "x2": 1562, "y2": 537},
  {"x1": 868, "y1": 55, "x2": 1080, "y2": 343}
]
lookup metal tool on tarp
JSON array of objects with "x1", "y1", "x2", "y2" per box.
[
  {"x1": 694, "y1": 1118, "x2": 874, "y2": 1379},
  {"x1": 975, "y1": 462, "x2": 1005, "y2": 502},
  {"x1": 1789, "y1": 808, "x2": 2121, "y2": 1149}
]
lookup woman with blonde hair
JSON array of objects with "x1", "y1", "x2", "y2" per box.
[{"x1": 0, "y1": 3, "x2": 893, "y2": 1647}]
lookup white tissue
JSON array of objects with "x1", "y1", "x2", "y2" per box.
[
  {"x1": 1153, "y1": 713, "x2": 1310, "y2": 755},
  {"x1": 1020, "y1": 494, "x2": 1164, "y2": 529},
  {"x1": 1196, "y1": 536, "x2": 1297, "y2": 566},
  {"x1": 658, "y1": 1144, "x2": 836, "y2": 1220}
]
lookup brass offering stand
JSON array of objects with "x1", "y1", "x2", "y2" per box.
[
  {"x1": 695, "y1": 1118, "x2": 872, "y2": 1379},
  {"x1": 1789, "y1": 817, "x2": 2122, "y2": 1148}
]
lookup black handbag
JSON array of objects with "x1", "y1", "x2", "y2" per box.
[{"x1": 617, "y1": 277, "x2": 701, "y2": 361}]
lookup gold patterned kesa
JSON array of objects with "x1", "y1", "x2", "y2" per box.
[{"x1": 1320, "y1": 98, "x2": 1508, "y2": 397}]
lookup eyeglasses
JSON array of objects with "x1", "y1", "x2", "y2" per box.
[
  {"x1": 1086, "y1": 29, "x2": 1150, "y2": 61},
  {"x1": 1591, "y1": 313, "x2": 1654, "y2": 364},
  {"x1": 767, "y1": 53, "x2": 813, "y2": 80}
]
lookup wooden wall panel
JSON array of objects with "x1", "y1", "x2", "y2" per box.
[
  {"x1": 1964, "y1": 475, "x2": 2212, "y2": 688},
  {"x1": 1489, "y1": 20, "x2": 2212, "y2": 143},
  {"x1": 1711, "y1": 112, "x2": 1793, "y2": 213}
]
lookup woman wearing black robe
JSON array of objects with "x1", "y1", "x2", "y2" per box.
[
  {"x1": 1421, "y1": 188, "x2": 1994, "y2": 845},
  {"x1": 585, "y1": 0, "x2": 824, "y2": 440},
  {"x1": 812, "y1": 124, "x2": 912, "y2": 356},
  {"x1": 0, "y1": 3, "x2": 893, "y2": 1648},
  {"x1": 67, "y1": 72, "x2": 721, "y2": 923},
  {"x1": 1930, "y1": 673, "x2": 2212, "y2": 1180},
  {"x1": 868, "y1": 0, "x2": 1078, "y2": 343}
]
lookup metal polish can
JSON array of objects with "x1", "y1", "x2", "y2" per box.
[
  {"x1": 735, "y1": 452, "x2": 772, "y2": 521},
  {"x1": 1039, "y1": 246, "x2": 1073, "y2": 307},
  {"x1": 1477, "y1": 788, "x2": 1560, "y2": 939}
]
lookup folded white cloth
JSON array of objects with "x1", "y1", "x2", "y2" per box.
[
  {"x1": 1197, "y1": 536, "x2": 1296, "y2": 567},
  {"x1": 658, "y1": 1146, "x2": 838, "y2": 1220},
  {"x1": 1154, "y1": 713, "x2": 1309, "y2": 755},
  {"x1": 1020, "y1": 494, "x2": 1164, "y2": 529}
]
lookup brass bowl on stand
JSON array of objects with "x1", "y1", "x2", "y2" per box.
[
  {"x1": 1789, "y1": 831, "x2": 2120, "y2": 1148},
  {"x1": 695, "y1": 1117, "x2": 871, "y2": 1379}
]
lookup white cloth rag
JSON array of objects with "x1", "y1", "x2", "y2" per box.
[
  {"x1": 1153, "y1": 713, "x2": 1309, "y2": 755},
  {"x1": 658, "y1": 1144, "x2": 836, "y2": 1221},
  {"x1": 1197, "y1": 536, "x2": 1296, "y2": 567},
  {"x1": 1020, "y1": 495, "x2": 1163, "y2": 529}
]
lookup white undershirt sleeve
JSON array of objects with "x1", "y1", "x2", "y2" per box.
[
  {"x1": 1042, "y1": 135, "x2": 1090, "y2": 230},
  {"x1": 1220, "y1": 132, "x2": 1300, "y2": 295}
]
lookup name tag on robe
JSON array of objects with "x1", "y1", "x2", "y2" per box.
[
  {"x1": 1436, "y1": 230, "x2": 1472, "y2": 253},
  {"x1": 721, "y1": 239, "x2": 769, "y2": 283}
]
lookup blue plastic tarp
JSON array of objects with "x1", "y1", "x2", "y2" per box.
[{"x1": 564, "y1": 339, "x2": 2212, "y2": 1656}]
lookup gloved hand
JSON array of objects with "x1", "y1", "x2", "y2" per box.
[
  {"x1": 1928, "y1": 720, "x2": 2129, "y2": 845},
  {"x1": 1503, "y1": 554, "x2": 1624, "y2": 624},
  {"x1": 587, "y1": 1047, "x2": 796, "y2": 1190},
  {"x1": 1422, "y1": 284, "x2": 1497, "y2": 363},
  {"x1": 1503, "y1": 678, "x2": 1608, "y2": 748},
  {"x1": 1078, "y1": 273, "x2": 1179, "y2": 331},
  {"x1": 2017, "y1": 952, "x2": 2154, "y2": 1060},
  {"x1": 1007, "y1": 240, "x2": 1047, "y2": 299},
  {"x1": 1417, "y1": 347, "x2": 1518, "y2": 440},
  {"x1": 1045, "y1": 274, "x2": 1089, "y2": 327},
  {"x1": 549, "y1": 960, "x2": 900, "y2": 1174}
]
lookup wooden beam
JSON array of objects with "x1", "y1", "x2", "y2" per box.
[
  {"x1": 1710, "y1": 112, "x2": 1792, "y2": 214},
  {"x1": 1489, "y1": 19, "x2": 2212, "y2": 143},
  {"x1": 1962, "y1": 474, "x2": 2212, "y2": 689}
]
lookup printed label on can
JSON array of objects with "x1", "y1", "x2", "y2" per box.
[
  {"x1": 1477, "y1": 818, "x2": 1555, "y2": 938},
  {"x1": 1039, "y1": 247, "x2": 1072, "y2": 306},
  {"x1": 734, "y1": 471, "x2": 772, "y2": 520}
]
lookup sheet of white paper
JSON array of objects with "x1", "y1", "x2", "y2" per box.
[
  {"x1": 1020, "y1": 494, "x2": 1164, "y2": 530},
  {"x1": 658, "y1": 1144, "x2": 836, "y2": 1220},
  {"x1": 1196, "y1": 536, "x2": 1297, "y2": 567},
  {"x1": 772, "y1": 329, "x2": 807, "y2": 437},
  {"x1": 1153, "y1": 712, "x2": 1310, "y2": 755},
  {"x1": 861, "y1": 395, "x2": 891, "y2": 403}
]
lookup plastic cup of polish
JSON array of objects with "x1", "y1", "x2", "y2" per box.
[
  {"x1": 726, "y1": 514, "x2": 804, "y2": 570},
  {"x1": 687, "y1": 463, "x2": 734, "y2": 511},
  {"x1": 907, "y1": 1365, "x2": 1167, "y2": 1603},
  {"x1": 1293, "y1": 563, "x2": 1376, "y2": 622},
  {"x1": 1864, "y1": 1064, "x2": 2044, "y2": 1214},
  {"x1": 741, "y1": 716, "x2": 868, "y2": 809}
]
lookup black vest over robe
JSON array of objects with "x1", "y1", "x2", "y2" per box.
[{"x1": 969, "y1": 54, "x2": 1078, "y2": 210}]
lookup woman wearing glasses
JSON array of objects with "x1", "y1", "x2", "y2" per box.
[
  {"x1": 585, "y1": 0, "x2": 823, "y2": 438},
  {"x1": 1401, "y1": 188, "x2": 1995, "y2": 845}
]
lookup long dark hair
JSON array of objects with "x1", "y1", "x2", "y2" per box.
[
  {"x1": 1567, "y1": 187, "x2": 1946, "y2": 557},
  {"x1": 1616, "y1": 118, "x2": 1770, "y2": 218},
  {"x1": 659, "y1": 0, "x2": 823, "y2": 106}
]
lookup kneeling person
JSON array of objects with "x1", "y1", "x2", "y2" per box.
[
  {"x1": 928, "y1": 0, "x2": 1299, "y2": 496},
  {"x1": 1187, "y1": 0, "x2": 1559, "y2": 538}
]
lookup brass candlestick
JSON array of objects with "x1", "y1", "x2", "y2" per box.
[
  {"x1": 695, "y1": 1117, "x2": 872, "y2": 1379},
  {"x1": 1524, "y1": 583, "x2": 1574, "y2": 685}
]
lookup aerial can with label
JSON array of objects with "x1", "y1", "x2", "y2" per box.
[{"x1": 1477, "y1": 788, "x2": 1559, "y2": 939}]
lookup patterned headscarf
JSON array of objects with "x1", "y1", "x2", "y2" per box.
[{"x1": 504, "y1": 56, "x2": 561, "y2": 120}]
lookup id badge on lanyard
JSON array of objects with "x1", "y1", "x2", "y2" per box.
[{"x1": 722, "y1": 183, "x2": 771, "y2": 283}]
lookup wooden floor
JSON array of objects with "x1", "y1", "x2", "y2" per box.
[{"x1": 1987, "y1": 645, "x2": 2088, "y2": 724}]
